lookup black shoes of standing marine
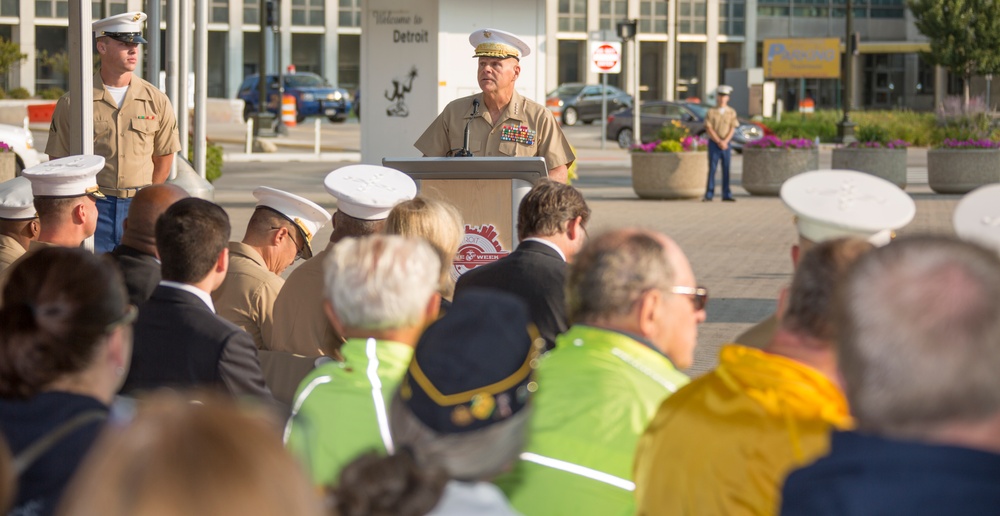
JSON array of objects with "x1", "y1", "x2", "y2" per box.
[{"x1": 722, "y1": 197, "x2": 736, "y2": 202}]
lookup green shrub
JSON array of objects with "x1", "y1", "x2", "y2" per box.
[
  {"x1": 762, "y1": 110, "x2": 938, "y2": 146},
  {"x1": 38, "y1": 87, "x2": 64, "y2": 100},
  {"x1": 855, "y1": 124, "x2": 891, "y2": 145},
  {"x1": 187, "y1": 139, "x2": 225, "y2": 183},
  {"x1": 0, "y1": 89, "x2": 7, "y2": 100},
  {"x1": 655, "y1": 140, "x2": 684, "y2": 153},
  {"x1": 7, "y1": 87, "x2": 29, "y2": 99},
  {"x1": 656, "y1": 120, "x2": 690, "y2": 142}
]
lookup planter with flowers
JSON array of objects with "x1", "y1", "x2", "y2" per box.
[
  {"x1": 927, "y1": 139, "x2": 1000, "y2": 194},
  {"x1": 831, "y1": 125, "x2": 909, "y2": 189},
  {"x1": 630, "y1": 121, "x2": 709, "y2": 200},
  {"x1": 0, "y1": 142, "x2": 14, "y2": 182},
  {"x1": 741, "y1": 136, "x2": 819, "y2": 196}
]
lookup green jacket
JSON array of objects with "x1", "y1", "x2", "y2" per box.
[
  {"x1": 495, "y1": 325, "x2": 689, "y2": 516},
  {"x1": 284, "y1": 338, "x2": 413, "y2": 486}
]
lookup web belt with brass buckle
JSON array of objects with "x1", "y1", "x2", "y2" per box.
[{"x1": 99, "y1": 185, "x2": 150, "y2": 199}]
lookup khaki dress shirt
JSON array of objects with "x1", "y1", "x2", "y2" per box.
[
  {"x1": 46, "y1": 73, "x2": 181, "y2": 197},
  {"x1": 414, "y1": 90, "x2": 575, "y2": 170},
  {"x1": 0, "y1": 234, "x2": 26, "y2": 275},
  {"x1": 705, "y1": 106, "x2": 740, "y2": 141},
  {"x1": 269, "y1": 244, "x2": 342, "y2": 357},
  {"x1": 211, "y1": 242, "x2": 284, "y2": 350}
]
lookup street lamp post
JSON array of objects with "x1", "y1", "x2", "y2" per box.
[
  {"x1": 837, "y1": 0, "x2": 856, "y2": 143},
  {"x1": 617, "y1": 20, "x2": 639, "y2": 146}
]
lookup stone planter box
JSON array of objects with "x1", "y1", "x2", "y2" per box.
[
  {"x1": 741, "y1": 147, "x2": 819, "y2": 196},
  {"x1": 631, "y1": 152, "x2": 709, "y2": 200},
  {"x1": 0, "y1": 152, "x2": 15, "y2": 182},
  {"x1": 831, "y1": 147, "x2": 908, "y2": 189},
  {"x1": 927, "y1": 148, "x2": 1000, "y2": 194}
]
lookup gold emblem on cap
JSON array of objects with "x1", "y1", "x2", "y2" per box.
[
  {"x1": 451, "y1": 405, "x2": 473, "y2": 426},
  {"x1": 483, "y1": 30, "x2": 492, "y2": 38},
  {"x1": 85, "y1": 185, "x2": 106, "y2": 199},
  {"x1": 470, "y1": 392, "x2": 496, "y2": 420},
  {"x1": 132, "y1": 13, "x2": 142, "y2": 21},
  {"x1": 293, "y1": 217, "x2": 313, "y2": 243}
]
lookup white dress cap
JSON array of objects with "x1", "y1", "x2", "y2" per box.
[
  {"x1": 780, "y1": 169, "x2": 915, "y2": 247},
  {"x1": 953, "y1": 183, "x2": 1000, "y2": 255},
  {"x1": 0, "y1": 177, "x2": 37, "y2": 220},
  {"x1": 22, "y1": 155, "x2": 106, "y2": 199},
  {"x1": 253, "y1": 186, "x2": 332, "y2": 260},
  {"x1": 93, "y1": 12, "x2": 148, "y2": 44},
  {"x1": 469, "y1": 28, "x2": 531, "y2": 60},
  {"x1": 323, "y1": 165, "x2": 416, "y2": 221},
  {"x1": 717, "y1": 85, "x2": 734, "y2": 95}
]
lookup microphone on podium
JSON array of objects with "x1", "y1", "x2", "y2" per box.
[{"x1": 454, "y1": 98, "x2": 480, "y2": 157}]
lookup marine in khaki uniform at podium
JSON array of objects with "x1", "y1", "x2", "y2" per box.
[
  {"x1": 414, "y1": 28, "x2": 575, "y2": 184},
  {"x1": 213, "y1": 187, "x2": 331, "y2": 350},
  {"x1": 270, "y1": 165, "x2": 417, "y2": 357},
  {"x1": 46, "y1": 12, "x2": 181, "y2": 254},
  {"x1": 0, "y1": 178, "x2": 39, "y2": 274},
  {"x1": 734, "y1": 169, "x2": 916, "y2": 348}
]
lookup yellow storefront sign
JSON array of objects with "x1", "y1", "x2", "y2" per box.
[{"x1": 764, "y1": 38, "x2": 841, "y2": 79}]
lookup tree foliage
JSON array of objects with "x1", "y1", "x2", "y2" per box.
[
  {"x1": 0, "y1": 37, "x2": 26, "y2": 76},
  {"x1": 908, "y1": 0, "x2": 1000, "y2": 105}
]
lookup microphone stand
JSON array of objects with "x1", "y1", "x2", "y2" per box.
[{"x1": 454, "y1": 98, "x2": 480, "y2": 157}]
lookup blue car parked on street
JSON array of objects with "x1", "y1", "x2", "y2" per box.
[{"x1": 237, "y1": 72, "x2": 353, "y2": 123}]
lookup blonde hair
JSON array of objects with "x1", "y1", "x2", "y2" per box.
[
  {"x1": 56, "y1": 392, "x2": 325, "y2": 516},
  {"x1": 385, "y1": 197, "x2": 464, "y2": 299}
]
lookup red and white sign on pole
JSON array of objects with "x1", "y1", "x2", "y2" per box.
[{"x1": 590, "y1": 41, "x2": 622, "y2": 74}]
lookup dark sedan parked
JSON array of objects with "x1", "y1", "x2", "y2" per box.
[
  {"x1": 546, "y1": 83, "x2": 632, "y2": 126},
  {"x1": 606, "y1": 101, "x2": 764, "y2": 150},
  {"x1": 238, "y1": 72, "x2": 353, "y2": 123}
]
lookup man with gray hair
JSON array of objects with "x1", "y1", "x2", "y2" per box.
[
  {"x1": 496, "y1": 228, "x2": 707, "y2": 516},
  {"x1": 781, "y1": 236, "x2": 1000, "y2": 515},
  {"x1": 283, "y1": 234, "x2": 441, "y2": 487}
]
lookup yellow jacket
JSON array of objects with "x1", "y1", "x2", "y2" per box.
[{"x1": 634, "y1": 344, "x2": 852, "y2": 516}]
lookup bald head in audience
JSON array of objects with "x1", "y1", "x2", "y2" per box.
[{"x1": 119, "y1": 184, "x2": 189, "y2": 256}]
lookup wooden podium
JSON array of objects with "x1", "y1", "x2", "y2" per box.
[{"x1": 383, "y1": 157, "x2": 547, "y2": 276}]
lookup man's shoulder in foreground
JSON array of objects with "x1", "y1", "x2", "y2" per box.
[{"x1": 781, "y1": 431, "x2": 1000, "y2": 516}]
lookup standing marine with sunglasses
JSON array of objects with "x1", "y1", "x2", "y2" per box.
[
  {"x1": 495, "y1": 228, "x2": 707, "y2": 516},
  {"x1": 212, "y1": 187, "x2": 331, "y2": 351}
]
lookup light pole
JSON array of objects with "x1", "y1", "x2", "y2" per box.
[
  {"x1": 617, "y1": 20, "x2": 639, "y2": 145},
  {"x1": 836, "y1": 0, "x2": 856, "y2": 143}
]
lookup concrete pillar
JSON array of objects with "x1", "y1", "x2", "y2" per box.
[
  {"x1": 227, "y1": 0, "x2": 244, "y2": 98},
  {"x1": 666, "y1": 0, "x2": 677, "y2": 99},
  {"x1": 279, "y1": 0, "x2": 292, "y2": 74},
  {"x1": 547, "y1": 0, "x2": 562, "y2": 87},
  {"x1": 705, "y1": 0, "x2": 720, "y2": 94},
  {"x1": 324, "y1": 1, "x2": 339, "y2": 85},
  {"x1": 16, "y1": 0, "x2": 35, "y2": 94},
  {"x1": 744, "y1": 0, "x2": 758, "y2": 69}
]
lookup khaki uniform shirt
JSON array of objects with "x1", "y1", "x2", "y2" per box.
[
  {"x1": 46, "y1": 73, "x2": 181, "y2": 196},
  {"x1": 0, "y1": 241, "x2": 53, "y2": 304},
  {"x1": 270, "y1": 244, "x2": 343, "y2": 357},
  {"x1": 414, "y1": 90, "x2": 575, "y2": 170},
  {"x1": 0, "y1": 234, "x2": 27, "y2": 275},
  {"x1": 706, "y1": 105, "x2": 740, "y2": 141},
  {"x1": 211, "y1": 242, "x2": 284, "y2": 350}
]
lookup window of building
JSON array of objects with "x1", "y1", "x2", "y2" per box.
[
  {"x1": 244, "y1": 0, "x2": 259, "y2": 25},
  {"x1": 639, "y1": 0, "x2": 668, "y2": 33},
  {"x1": 720, "y1": 0, "x2": 745, "y2": 35},
  {"x1": 291, "y1": 0, "x2": 324, "y2": 26},
  {"x1": 37, "y1": 0, "x2": 67, "y2": 17},
  {"x1": 339, "y1": 0, "x2": 361, "y2": 27},
  {"x1": 599, "y1": 0, "x2": 628, "y2": 32},
  {"x1": 559, "y1": 0, "x2": 587, "y2": 32},
  {"x1": 678, "y1": 0, "x2": 706, "y2": 34},
  {"x1": 916, "y1": 56, "x2": 935, "y2": 95},
  {"x1": 210, "y1": 0, "x2": 228, "y2": 23},
  {"x1": 0, "y1": 0, "x2": 15, "y2": 16},
  {"x1": 558, "y1": 40, "x2": 583, "y2": 84}
]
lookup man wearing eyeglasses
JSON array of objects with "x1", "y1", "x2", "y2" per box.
[
  {"x1": 495, "y1": 228, "x2": 706, "y2": 516},
  {"x1": 212, "y1": 187, "x2": 330, "y2": 350},
  {"x1": 634, "y1": 237, "x2": 873, "y2": 516}
]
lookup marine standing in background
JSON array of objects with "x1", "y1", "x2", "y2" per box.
[
  {"x1": 46, "y1": 12, "x2": 181, "y2": 254},
  {"x1": 415, "y1": 29, "x2": 575, "y2": 183},
  {"x1": 703, "y1": 85, "x2": 739, "y2": 202}
]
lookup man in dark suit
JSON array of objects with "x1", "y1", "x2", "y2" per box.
[
  {"x1": 454, "y1": 180, "x2": 590, "y2": 349},
  {"x1": 108, "y1": 184, "x2": 188, "y2": 305},
  {"x1": 121, "y1": 198, "x2": 272, "y2": 400}
]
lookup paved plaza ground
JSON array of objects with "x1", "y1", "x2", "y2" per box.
[{"x1": 32, "y1": 120, "x2": 963, "y2": 376}]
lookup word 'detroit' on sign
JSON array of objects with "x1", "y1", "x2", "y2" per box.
[{"x1": 764, "y1": 38, "x2": 841, "y2": 79}]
